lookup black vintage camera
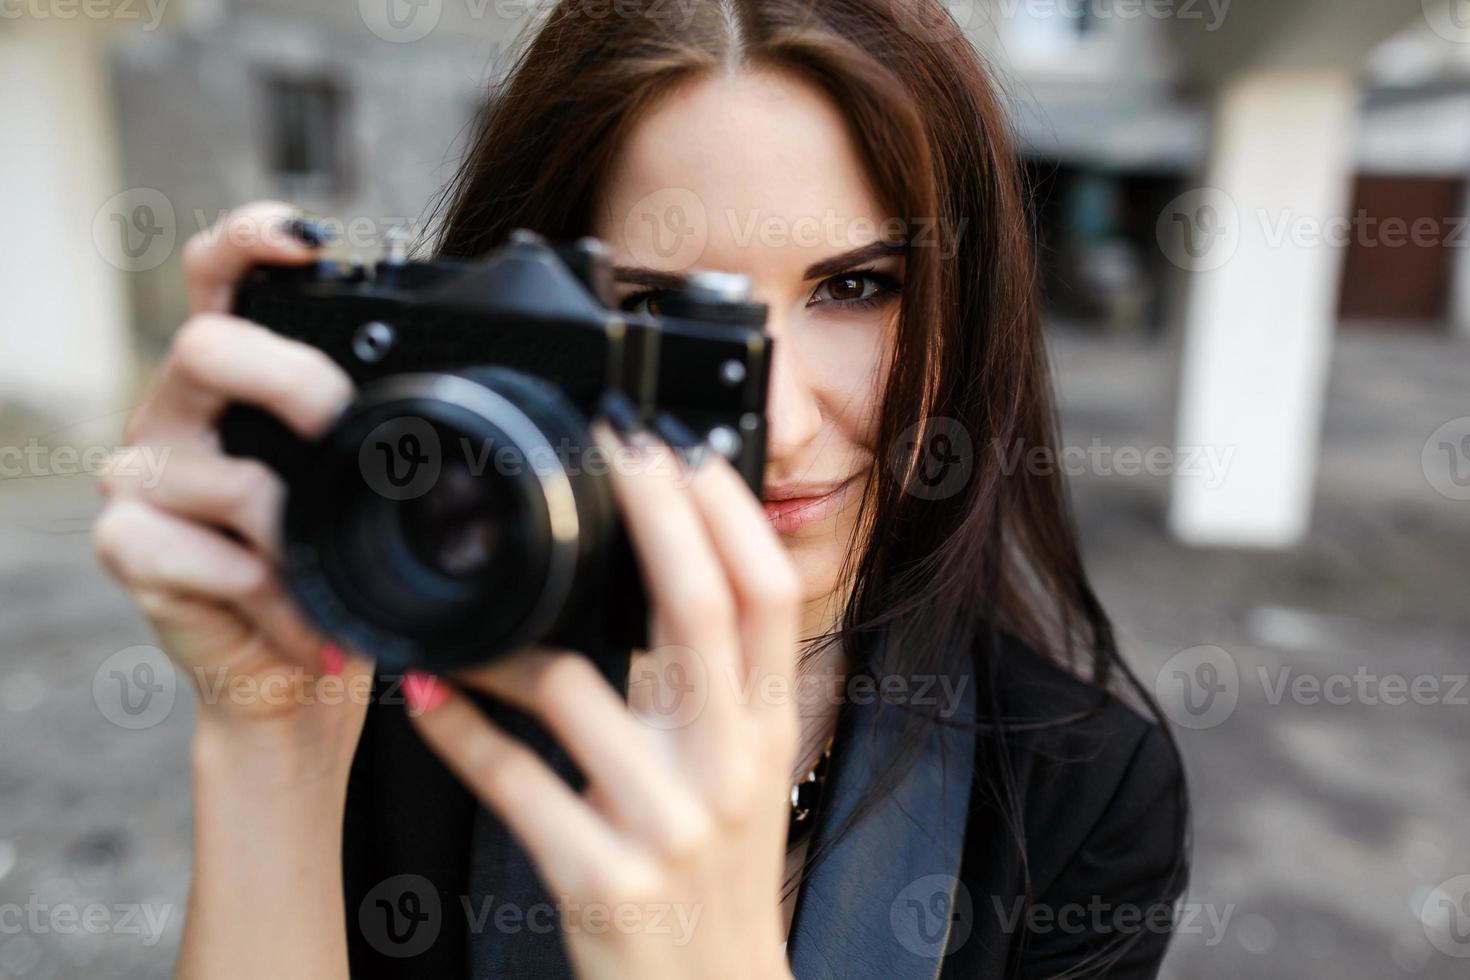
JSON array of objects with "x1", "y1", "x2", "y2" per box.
[{"x1": 220, "y1": 231, "x2": 771, "y2": 671}]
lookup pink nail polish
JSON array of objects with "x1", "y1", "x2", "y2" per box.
[
  {"x1": 320, "y1": 642, "x2": 345, "y2": 677},
  {"x1": 404, "y1": 671, "x2": 449, "y2": 714}
]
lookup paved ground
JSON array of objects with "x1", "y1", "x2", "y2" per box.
[{"x1": 0, "y1": 329, "x2": 1466, "y2": 978}]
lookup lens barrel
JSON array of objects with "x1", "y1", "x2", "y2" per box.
[{"x1": 279, "y1": 367, "x2": 611, "y2": 670}]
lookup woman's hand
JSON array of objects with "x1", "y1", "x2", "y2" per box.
[
  {"x1": 93, "y1": 201, "x2": 371, "y2": 979},
  {"x1": 404, "y1": 416, "x2": 802, "y2": 980},
  {"x1": 93, "y1": 200, "x2": 373, "y2": 763}
]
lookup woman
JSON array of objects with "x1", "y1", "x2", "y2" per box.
[{"x1": 93, "y1": 1, "x2": 1188, "y2": 977}]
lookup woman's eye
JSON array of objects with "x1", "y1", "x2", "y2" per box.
[
  {"x1": 809, "y1": 271, "x2": 901, "y2": 308},
  {"x1": 620, "y1": 290, "x2": 664, "y2": 316}
]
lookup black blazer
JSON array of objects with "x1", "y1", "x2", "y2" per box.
[{"x1": 342, "y1": 629, "x2": 1188, "y2": 979}]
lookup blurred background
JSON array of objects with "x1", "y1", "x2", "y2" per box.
[{"x1": 2, "y1": 0, "x2": 1469, "y2": 977}]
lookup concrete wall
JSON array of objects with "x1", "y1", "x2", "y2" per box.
[
  {"x1": 0, "y1": 26, "x2": 135, "y2": 445},
  {"x1": 108, "y1": 2, "x2": 523, "y2": 358}
]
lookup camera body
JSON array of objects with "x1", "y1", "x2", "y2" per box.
[{"x1": 220, "y1": 231, "x2": 772, "y2": 671}]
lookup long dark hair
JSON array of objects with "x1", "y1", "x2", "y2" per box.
[{"x1": 430, "y1": 0, "x2": 1188, "y2": 973}]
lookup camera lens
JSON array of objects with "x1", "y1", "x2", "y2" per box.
[
  {"x1": 279, "y1": 368, "x2": 613, "y2": 670},
  {"x1": 399, "y1": 456, "x2": 505, "y2": 578}
]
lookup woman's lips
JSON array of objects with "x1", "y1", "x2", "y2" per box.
[{"x1": 762, "y1": 477, "x2": 857, "y2": 535}]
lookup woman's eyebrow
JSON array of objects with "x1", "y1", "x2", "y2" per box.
[
  {"x1": 611, "y1": 267, "x2": 687, "y2": 290},
  {"x1": 611, "y1": 240, "x2": 906, "y2": 290},
  {"x1": 802, "y1": 240, "x2": 906, "y2": 281}
]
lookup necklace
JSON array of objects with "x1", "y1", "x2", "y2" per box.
[{"x1": 787, "y1": 734, "x2": 836, "y2": 843}]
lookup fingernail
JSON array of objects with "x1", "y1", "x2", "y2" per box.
[
  {"x1": 284, "y1": 216, "x2": 334, "y2": 248},
  {"x1": 404, "y1": 671, "x2": 449, "y2": 714},
  {"x1": 652, "y1": 412, "x2": 712, "y2": 467},
  {"x1": 596, "y1": 391, "x2": 643, "y2": 438},
  {"x1": 320, "y1": 641, "x2": 345, "y2": 677}
]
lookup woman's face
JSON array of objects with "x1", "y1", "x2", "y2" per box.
[{"x1": 594, "y1": 69, "x2": 902, "y2": 627}]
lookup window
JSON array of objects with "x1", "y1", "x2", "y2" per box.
[{"x1": 264, "y1": 75, "x2": 347, "y2": 199}]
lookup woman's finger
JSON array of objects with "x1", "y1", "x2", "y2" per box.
[
  {"x1": 455, "y1": 650, "x2": 710, "y2": 855},
  {"x1": 590, "y1": 418, "x2": 743, "y2": 748},
  {"x1": 125, "y1": 313, "x2": 351, "y2": 447},
  {"x1": 677, "y1": 447, "x2": 803, "y2": 720},
  {"x1": 404, "y1": 680, "x2": 645, "y2": 898},
  {"x1": 98, "y1": 448, "x2": 285, "y2": 561},
  {"x1": 92, "y1": 498, "x2": 323, "y2": 665},
  {"x1": 181, "y1": 201, "x2": 322, "y2": 315}
]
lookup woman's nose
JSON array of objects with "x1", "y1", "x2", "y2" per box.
[{"x1": 763, "y1": 323, "x2": 823, "y2": 462}]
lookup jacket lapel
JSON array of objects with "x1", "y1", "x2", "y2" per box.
[{"x1": 786, "y1": 655, "x2": 976, "y2": 980}]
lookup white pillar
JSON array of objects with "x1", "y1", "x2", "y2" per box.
[
  {"x1": 0, "y1": 26, "x2": 134, "y2": 442},
  {"x1": 1449, "y1": 182, "x2": 1470, "y2": 340},
  {"x1": 1165, "y1": 69, "x2": 1359, "y2": 549}
]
